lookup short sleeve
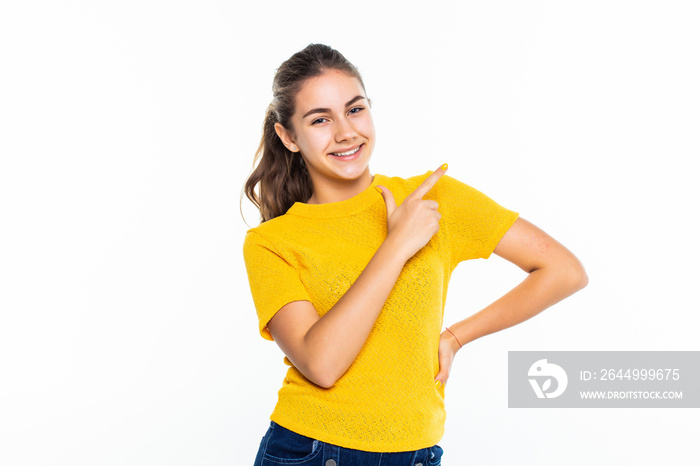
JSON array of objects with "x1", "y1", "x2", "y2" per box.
[
  {"x1": 242, "y1": 231, "x2": 311, "y2": 340},
  {"x1": 435, "y1": 174, "x2": 519, "y2": 265}
]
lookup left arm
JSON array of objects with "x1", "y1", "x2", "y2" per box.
[{"x1": 434, "y1": 217, "x2": 588, "y2": 386}]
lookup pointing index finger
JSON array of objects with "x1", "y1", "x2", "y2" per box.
[{"x1": 411, "y1": 163, "x2": 448, "y2": 199}]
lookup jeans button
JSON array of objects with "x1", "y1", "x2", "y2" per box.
[
  {"x1": 415, "y1": 463, "x2": 423, "y2": 466},
  {"x1": 325, "y1": 460, "x2": 337, "y2": 466}
]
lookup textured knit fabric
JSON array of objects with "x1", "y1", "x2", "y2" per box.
[{"x1": 242, "y1": 172, "x2": 519, "y2": 453}]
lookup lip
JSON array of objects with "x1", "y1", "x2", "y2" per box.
[
  {"x1": 328, "y1": 143, "x2": 363, "y2": 157},
  {"x1": 328, "y1": 142, "x2": 365, "y2": 162}
]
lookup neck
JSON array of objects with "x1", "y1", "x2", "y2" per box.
[{"x1": 307, "y1": 170, "x2": 373, "y2": 205}]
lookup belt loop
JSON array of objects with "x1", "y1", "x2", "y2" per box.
[{"x1": 322, "y1": 441, "x2": 340, "y2": 465}]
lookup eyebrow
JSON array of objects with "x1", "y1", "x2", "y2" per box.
[{"x1": 302, "y1": 95, "x2": 367, "y2": 119}]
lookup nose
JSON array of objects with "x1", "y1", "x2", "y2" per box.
[{"x1": 334, "y1": 116, "x2": 357, "y2": 142}]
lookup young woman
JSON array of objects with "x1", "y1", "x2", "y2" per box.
[{"x1": 243, "y1": 43, "x2": 587, "y2": 466}]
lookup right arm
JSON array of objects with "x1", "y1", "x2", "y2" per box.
[{"x1": 267, "y1": 165, "x2": 447, "y2": 388}]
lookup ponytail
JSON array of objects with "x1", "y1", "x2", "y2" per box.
[{"x1": 244, "y1": 106, "x2": 313, "y2": 222}]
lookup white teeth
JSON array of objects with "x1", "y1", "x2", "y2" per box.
[{"x1": 332, "y1": 146, "x2": 360, "y2": 157}]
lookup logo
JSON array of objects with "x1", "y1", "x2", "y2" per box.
[{"x1": 528, "y1": 359, "x2": 568, "y2": 399}]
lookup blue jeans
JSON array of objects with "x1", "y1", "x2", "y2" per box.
[{"x1": 253, "y1": 421, "x2": 443, "y2": 465}]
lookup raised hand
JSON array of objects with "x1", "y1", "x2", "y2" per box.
[{"x1": 376, "y1": 163, "x2": 447, "y2": 261}]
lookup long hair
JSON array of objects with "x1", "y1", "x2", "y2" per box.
[{"x1": 243, "y1": 44, "x2": 366, "y2": 222}]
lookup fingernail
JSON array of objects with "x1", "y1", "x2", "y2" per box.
[
  {"x1": 440, "y1": 163, "x2": 448, "y2": 171},
  {"x1": 435, "y1": 380, "x2": 442, "y2": 388},
  {"x1": 375, "y1": 186, "x2": 383, "y2": 194}
]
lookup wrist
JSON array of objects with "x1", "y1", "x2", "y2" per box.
[
  {"x1": 380, "y1": 234, "x2": 412, "y2": 264},
  {"x1": 444, "y1": 326, "x2": 463, "y2": 353}
]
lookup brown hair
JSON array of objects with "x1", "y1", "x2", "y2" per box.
[{"x1": 243, "y1": 44, "x2": 366, "y2": 222}]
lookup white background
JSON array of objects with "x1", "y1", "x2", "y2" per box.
[{"x1": 1, "y1": 1, "x2": 698, "y2": 465}]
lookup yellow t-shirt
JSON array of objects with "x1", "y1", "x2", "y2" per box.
[{"x1": 242, "y1": 172, "x2": 519, "y2": 452}]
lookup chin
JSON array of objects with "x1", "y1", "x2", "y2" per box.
[{"x1": 333, "y1": 164, "x2": 370, "y2": 181}]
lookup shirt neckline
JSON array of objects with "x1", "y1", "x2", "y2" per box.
[{"x1": 286, "y1": 174, "x2": 387, "y2": 219}]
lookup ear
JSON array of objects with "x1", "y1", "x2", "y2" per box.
[{"x1": 274, "y1": 122, "x2": 299, "y2": 152}]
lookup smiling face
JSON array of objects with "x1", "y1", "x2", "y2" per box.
[{"x1": 274, "y1": 69, "x2": 375, "y2": 203}]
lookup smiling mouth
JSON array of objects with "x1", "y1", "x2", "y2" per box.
[{"x1": 330, "y1": 144, "x2": 362, "y2": 157}]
